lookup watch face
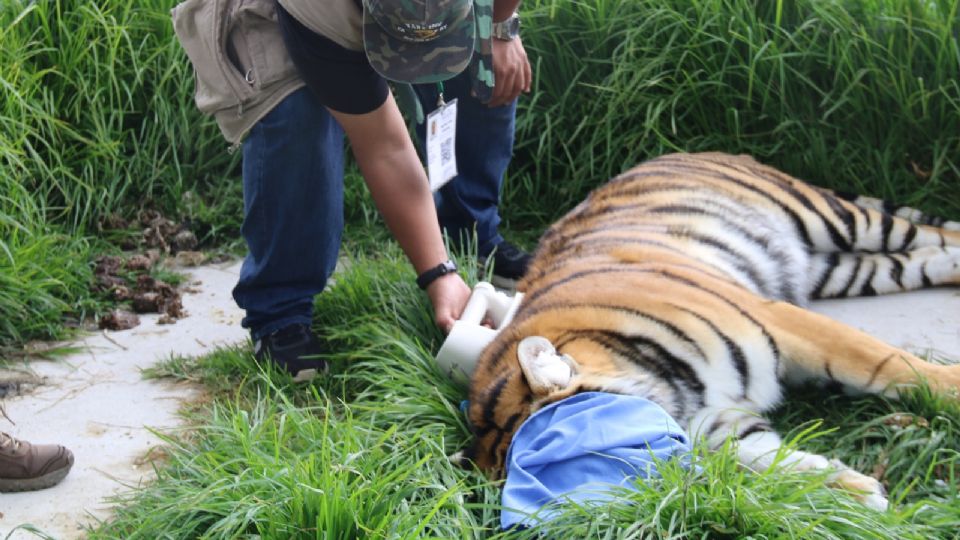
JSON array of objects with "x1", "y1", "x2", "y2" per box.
[{"x1": 495, "y1": 14, "x2": 519, "y2": 39}]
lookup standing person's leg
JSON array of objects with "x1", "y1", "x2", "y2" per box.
[
  {"x1": 413, "y1": 71, "x2": 531, "y2": 289},
  {"x1": 232, "y1": 87, "x2": 344, "y2": 380}
]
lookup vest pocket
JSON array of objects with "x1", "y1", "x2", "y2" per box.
[
  {"x1": 173, "y1": 0, "x2": 252, "y2": 115},
  {"x1": 227, "y1": 0, "x2": 298, "y2": 91}
]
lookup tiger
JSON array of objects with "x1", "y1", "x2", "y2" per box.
[{"x1": 458, "y1": 151, "x2": 960, "y2": 511}]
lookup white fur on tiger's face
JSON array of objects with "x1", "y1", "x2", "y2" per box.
[{"x1": 462, "y1": 152, "x2": 960, "y2": 511}]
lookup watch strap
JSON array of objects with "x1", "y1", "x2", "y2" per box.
[{"x1": 416, "y1": 260, "x2": 458, "y2": 290}]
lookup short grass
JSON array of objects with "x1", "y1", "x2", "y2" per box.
[{"x1": 94, "y1": 248, "x2": 960, "y2": 539}]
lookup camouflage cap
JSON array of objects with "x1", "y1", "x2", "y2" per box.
[{"x1": 363, "y1": 0, "x2": 476, "y2": 84}]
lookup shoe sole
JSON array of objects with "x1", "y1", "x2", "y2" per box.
[
  {"x1": 254, "y1": 354, "x2": 328, "y2": 382},
  {"x1": 490, "y1": 274, "x2": 520, "y2": 292},
  {"x1": 0, "y1": 464, "x2": 73, "y2": 493},
  {"x1": 291, "y1": 367, "x2": 319, "y2": 383}
]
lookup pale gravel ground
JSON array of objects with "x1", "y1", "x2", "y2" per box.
[{"x1": 1, "y1": 260, "x2": 247, "y2": 540}]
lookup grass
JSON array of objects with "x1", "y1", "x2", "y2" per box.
[
  {"x1": 507, "y1": 0, "x2": 960, "y2": 229},
  {"x1": 3, "y1": 0, "x2": 959, "y2": 349},
  {"x1": 99, "y1": 387, "x2": 486, "y2": 539},
  {"x1": 0, "y1": 0, "x2": 234, "y2": 233},
  {"x1": 94, "y1": 251, "x2": 960, "y2": 539},
  {"x1": 0, "y1": 0, "x2": 238, "y2": 349},
  {"x1": 0, "y1": 209, "x2": 97, "y2": 350},
  {"x1": 2, "y1": 0, "x2": 959, "y2": 537}
]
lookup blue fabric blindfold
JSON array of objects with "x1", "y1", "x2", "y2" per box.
[{"x1": 501, "y1": 391, "x2": 693, "y2": 529}]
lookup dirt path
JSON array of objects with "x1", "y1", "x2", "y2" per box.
[{"x1": 1, "y1": 260, "x2": 246, "y2": 539}]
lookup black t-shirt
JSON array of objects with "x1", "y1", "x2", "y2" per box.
[{"x1": 276, "y1": 2, "x2": 389, "y2": 114}]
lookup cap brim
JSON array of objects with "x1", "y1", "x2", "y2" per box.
[{"x1": 363, "y1": 7, "x2": 475, "y2": 84}]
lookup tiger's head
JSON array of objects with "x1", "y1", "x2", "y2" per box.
[{"x1": 454, "y1": 331, "x2": 582, "y2": 477}]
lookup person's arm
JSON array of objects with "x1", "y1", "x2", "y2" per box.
[
  {"x1": 328, "y1": 92, "x2": 471, "y2": 333},
  {"x1": 488, "y1": 0, "x2": 531, "y2": 107},
  {"x1": 493, "y1": 0, "x2": 521, "y2": 21}
]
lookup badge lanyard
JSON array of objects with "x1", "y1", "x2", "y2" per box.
[{"x1": 426, "y1": 82, "x2": 458, "y2": 192}]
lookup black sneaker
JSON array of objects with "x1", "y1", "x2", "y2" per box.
[
  {"x1": 482, "y1": 241, "x2": 532, "y2": 290},
  {"x1": 253, "y1": 324, "x2": 328, "y2": 382}
]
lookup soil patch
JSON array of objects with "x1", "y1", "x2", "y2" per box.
[{"x1": 93, "y1": 211, "x2": 209, "y2": 331}]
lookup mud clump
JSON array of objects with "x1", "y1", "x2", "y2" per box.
[
  {"x1": 138, "y1": 210, "x2": 198, "y2": 254},
  {"x1": 96, "y1": 254, "x2": 186, "y2": 330},
  {"x1": 98, "y1": 309, "x2": 140, "y2": 331},
  {"x1": 131, "y1": 275, "x2": 184, "y2": 323},
  {"x1": 98, "y1": 210, "x2": 200, "y2": 255},
  {"x1": 94, "y1": 210, "x2": 200, "y2": 331}
]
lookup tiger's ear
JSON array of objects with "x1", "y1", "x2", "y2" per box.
[{"x1": 517, "y1": 336, "x2": 578, "y2": 395}]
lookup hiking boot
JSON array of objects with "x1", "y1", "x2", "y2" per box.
[
  {"x1": 253, "y1": 323, "x2": 328, "y2": 382},
  {"x1": 0, "y1": 432, "x2": 74, "y2": 492},
  {"x1": 482, "y1": 241, "x2": 532, "y2": 290}
]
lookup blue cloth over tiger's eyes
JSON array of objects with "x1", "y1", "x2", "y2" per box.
[{"x1": 501, "y1": 391, "x2": 693, "y2": 530}]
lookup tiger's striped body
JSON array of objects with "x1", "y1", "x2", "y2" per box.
[{"x1": 463, "y1": 152, "x2": 960, "y2": 510}]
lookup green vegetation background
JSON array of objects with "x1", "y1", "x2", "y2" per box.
[
  {"x1": 2, "y1": 0, "x2": 959, "y2": 537},
  {"x1": 2, "y1": 0, "x2": 959, "y2": 349}
]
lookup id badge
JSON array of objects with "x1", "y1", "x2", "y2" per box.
[{"x1": 426, "y1": 98, "x2": 458, "y2": 192}]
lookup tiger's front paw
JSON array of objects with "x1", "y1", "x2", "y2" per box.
[
  {"x1": 448, "y1": 450, "x2": 466, "y2": 467},
  {"x1": 828, "y1": 464, "x2": 889, "y2": 511}
]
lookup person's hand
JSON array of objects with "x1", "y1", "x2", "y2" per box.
[
  {"x1": 487, "y1": 36, "x2": 532, "y2": 108},
  {"x1": 426, "y1": 272, "x2": 472, "y2": 334}
]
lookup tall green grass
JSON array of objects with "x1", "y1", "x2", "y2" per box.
[
  {"x1": 3, "y1": 0, "x2": 959, "y2": 348},
  {"x1": 98, "y1": 387, "x2": 486, "y2": 539},
  {"x1": 0, "y1": 216, "x2": 94, "y2": 350},
  {"x1": 0, "y1": 0, "x2": 233, "y2": 233},
  {"x1": 507, "y1": 0, "x2": 960, "y2": 228},
  {"x1": 0, "y1": 0, "x2": 238, "y2": 347}
]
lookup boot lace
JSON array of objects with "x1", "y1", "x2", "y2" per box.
[{"x1": 0, "y1": 431, "x2": 21, "y2": 453}]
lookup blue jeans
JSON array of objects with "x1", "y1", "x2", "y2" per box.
[
  {"x1": 233, "y1": 88, "x2": 344, "y2": 339},
  {"x1": 234, "y1": 76, "x2": 516, "y2": 339},
  {"x1": 414, "y1": 70, "x2": 517, "y2": 257}
]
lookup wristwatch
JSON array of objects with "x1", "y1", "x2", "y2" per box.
[
  {"x1": 491, "y1": 12, "x2": 520, "y2": 41},
  {"x1": 416, "y1": 260, "x2": 458, "y2": 290}
]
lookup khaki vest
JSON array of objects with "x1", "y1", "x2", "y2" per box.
[
  {"x1": 277, "y1": 0, "x2": 364, "y2": 50},
  {"x1": 171, "y1": 0, "x2": 305, "y2": 144}
]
